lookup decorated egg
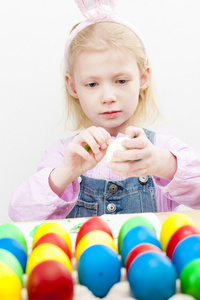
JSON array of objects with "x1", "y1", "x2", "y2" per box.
[
  {"x1": 26, "y1": 243, "x2": 72, "y2": 276},
  {"x1": 160, "y1": 213, "x2": 195, "y2": 252},
  {"x1": 32, "y1": 222, "x2": 71, "y2": 252},
  {"x1": 0, "y1": 223, "x2": 27, "y2": 254},
  {"x1": 33, "y1": 232, "x2": 71, "y2": 261},
  {"x1": 0, "y1": 261, "x2": 22, "y2": 299},
  {"x1": 126, "y1": 243, "x2": 162, "y2": 273},
  {"x1": 75, "y1": 230, "x2": 117, "y2": 262},
  {"x1": 78, "y1": 244, "x2": 121, "y2": 298},
  {"x1": 180, "y1": 258, "x2": 200, "y2": 300},
  {"x1": 0, "y1": 249, "x2": 23, "y2": 286},
  {"x1": 118, "y1": 216, "x2": 156, "y2": 252},
  {"x1": 120, "y1": 225, "x2": 161, "y2": 266},
  {"x1": 128, "y1": 252, "x2": 177, "y2": 300},
  {"x1": 172, "y1": 235, "x2": 200, "y2": 277},
  {"x1": 166, "y1": 225, "x2": 200, "y2": 260},
  {"x1": 0, "y1": 237, "x2": 27, "y2": 272},
  {"x1": 27, "y1": 260, "x2": 74, "y2": 300},
  {"x1": 75, "y1": 216, "x2": 113, "y2": 248}
]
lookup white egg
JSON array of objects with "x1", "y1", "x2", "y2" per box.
[{"x1": 106, "y1": 137, "x2": 131, "y2": 163}]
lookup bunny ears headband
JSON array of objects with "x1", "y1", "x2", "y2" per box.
[{"x1": 64, "y1": 0, "x2": 148, "y2": 71}]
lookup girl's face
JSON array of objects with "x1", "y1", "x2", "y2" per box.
[{"x1": 66, "y1": 48, "x2": 150, "y2": 136}]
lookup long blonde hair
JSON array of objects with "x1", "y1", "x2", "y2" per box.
[{"x1": 64, "y1": 22, "x2": 160, "y2": 130}]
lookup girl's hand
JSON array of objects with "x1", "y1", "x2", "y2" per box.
[
  {"x1": 63, "y1": 126, "x2": 112, "y2": 178},
  {"x1": 50, "y1": 126, "x2": 111, "y2": 196},
  {"x1": 107, "y1": 126, "x2": 177, "y2": 181}
]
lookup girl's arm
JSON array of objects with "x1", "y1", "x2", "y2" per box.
[
  {"x1": 9, "y1": 126, "x2": 111, "y2": 222},
  {"x1": 49, "y1": 126, "x2": 111, "y2": 197},
  {"x1": 107, "y1": 126, "x2": 200, "y2": 209},
  {"x1": 106, "y1": 126, "x2": 177, "y2": 180},
  {"x1": 153, "y1": 133, "x2": 200, "y2": 209},
  {"x1": 8, "y1": 138, "x2": 79, "y2": 222}
]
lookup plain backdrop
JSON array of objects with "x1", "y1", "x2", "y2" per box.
[{"x1": 0, "y1": 0, "x2": 200, "y2": 222}]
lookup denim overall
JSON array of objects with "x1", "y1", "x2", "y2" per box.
[{"x1": 67, "y1": 129, "x2": 157, "y2": 218}]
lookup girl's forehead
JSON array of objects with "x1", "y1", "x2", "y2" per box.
[
  {"x1": 73, "y1": 47, "x2": 137, "y2": 68},
  {"x1": 73, "y1": 48, "x2": 139, "y2": 78}
]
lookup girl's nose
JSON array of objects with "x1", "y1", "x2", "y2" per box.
[{"x1": 101, "y1": 87, "x2": 117, "y2": 104}]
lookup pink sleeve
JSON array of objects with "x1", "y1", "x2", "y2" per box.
[
  {"x1": 154, "y1": 133, "x2": 200, "y2": 210},
  {"x1": 9, "y1": 138, "x2": 79, "y2": 221}
]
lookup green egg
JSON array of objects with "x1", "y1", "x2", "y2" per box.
[
  {"x1": 0, "y1": 223, "x2": 27, "y2": 254},
  {"x1": 180, "y1": 258, "x2": 200, "y2": 300},
  {"x1": 118, "y1": 216, "x2": 156, "y2": 253}
]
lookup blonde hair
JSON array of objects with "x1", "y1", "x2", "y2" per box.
[{"x1": 64, "y1": 22, "x2": 161, "y2": 130}]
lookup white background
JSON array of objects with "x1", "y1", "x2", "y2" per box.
[{"x1": 0, "y1": 0, "x2": 200, "y2": 222}]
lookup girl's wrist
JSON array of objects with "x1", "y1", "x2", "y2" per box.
[
  {"x1": 49, "y1": 164, "x2": 77, "y2": 197},
  {"x1": 154, "y1": 148, "x2": 177, "y2": 181}
]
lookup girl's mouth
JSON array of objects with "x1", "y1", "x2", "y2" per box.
[{"x1": 101, "y1": 111, "x2": 121, "y2": 119}]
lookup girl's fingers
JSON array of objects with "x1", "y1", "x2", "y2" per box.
[
  {"x1": 113, "y1": 148, "x2": 145, "y2": 162},
  {"x1": 109, "y1": 159, "x2": 150, "y2": 177},
  {"x1": 125, "y1": 126, "x2": 145, "y2": 139},
  {"x1": 107, "y1": 159, "x2": 144, "y2": 172},
  {"x1": 88, "y1": 126, "x2": 112, "y2": 147},
  {"x1": 76, "y1": 126, "x2": 112, "y2": 154},
  {"x1": 67, "y1": 143, "x2": 93, "y2": 161},
  {"x1": 123, "y1": 135, "x2": 148, "y2": 150}
]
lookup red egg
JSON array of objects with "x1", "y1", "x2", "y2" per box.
[
  {"x1": 75, "y1": 216, "x2": 113, "y2": 248},
  {"x1": 166, "y1": 225, "x2": 200, "y2": 260},
  {"x1": 126, "y1": 243, "x2": 162, "y2": 274},
  {"x1": 33, "y1": 233, "x2": 71, "y2": 261},
  {"x1": 27, "y1": 260, "x2": 74, "y2": 300}
]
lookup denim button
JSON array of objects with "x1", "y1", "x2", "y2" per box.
[
  {"x1": 107, "y1": 203, "x2": 116, "y2": 213},
  {"x1": 138, "y1": 176, "x2": 148, "y2": 185},
  {"x1": 109, "y1": 184, "x2": 118, "y2": 194},
  {"x1": 78, "y1": 176, "x2": 82, "y2": 183}
]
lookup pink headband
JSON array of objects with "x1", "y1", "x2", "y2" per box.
[{"x1": 64, "y1": 0, "x2": 148, "y2": 71}]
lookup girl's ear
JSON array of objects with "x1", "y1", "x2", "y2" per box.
[
  {"x1": 140, "y1": 67, "x2": 151, "y2": 91},
  {"x1": 65, "y1": 73, "x2": 79, "y2": 98}
]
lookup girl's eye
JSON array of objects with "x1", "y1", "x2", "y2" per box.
[
  {"x1": 117, "y1": 79, "x2": 127, "y2": 84},
  {"x1": 87, "y1": 82, "x2": 97, "y2": 88}
]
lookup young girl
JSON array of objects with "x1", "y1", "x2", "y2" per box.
[{"x1": 9, "y1": 0, "x2": 200, "y2": 221}]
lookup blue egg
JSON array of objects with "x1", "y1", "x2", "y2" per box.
[
  {"x1": 172, "y1": 235, "x2": 200, "y2": 277},
  {"x1": 128, "y1": 252, "x2": 177, "y2": 300},
  {"x1": 78, "y1": 244, "x2": 121, "y2": 298},
  {"x1": 0, "y1": 237, "x2": 27, "y2": 272},
  {"x1": 120, "y1": 225, "x2": 161, "y2": 266}
]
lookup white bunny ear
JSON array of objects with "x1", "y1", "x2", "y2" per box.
[{"x1": 74, "y1": 0, "x2": 117, "y2": 21}]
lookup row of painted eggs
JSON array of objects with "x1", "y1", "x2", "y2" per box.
[
  {"x1": 26, "y1": 222, "x2": 74, "y2": 300},
  {"x1": 161, "y1": 213, "x2": 200, "y2": 300},
  {"x1": 0, "y1": 223, "x2": 28, "y2": 299},
  {"x1": 0, "y1": 221, "x2": 74, "y2": 300},
  {"x1": 1, "y1": 212, "x2": 200, "y2": 299}
]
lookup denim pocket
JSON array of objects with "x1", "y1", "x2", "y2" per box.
[{"x1": 67, "y1": 199, "x2": 98, "y2": 218}]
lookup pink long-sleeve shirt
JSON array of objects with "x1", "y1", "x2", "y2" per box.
[{"x1": 9, "y1": 132, "x2": 200, "y2": 221}]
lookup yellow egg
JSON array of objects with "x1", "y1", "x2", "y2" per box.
[
  {"x1": 75, "y1": 230, "x2": 118, "y2": 262},
  {"x1": 0, "y1": 261, "x2": 22, "y2": 299},
  {"x1": 26, "y1": 243, "x2": 72, "y2": 276},
  {"x1": 160, "y1": 213, "x2": 195, "y2": 251},
  {"x1": 32, "y1": 222, "x2": 71, "y2": 252}
]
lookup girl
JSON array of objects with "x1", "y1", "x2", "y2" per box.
[{"x1": 9, "y1": 0, "x2": 200, "y2": 221}]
